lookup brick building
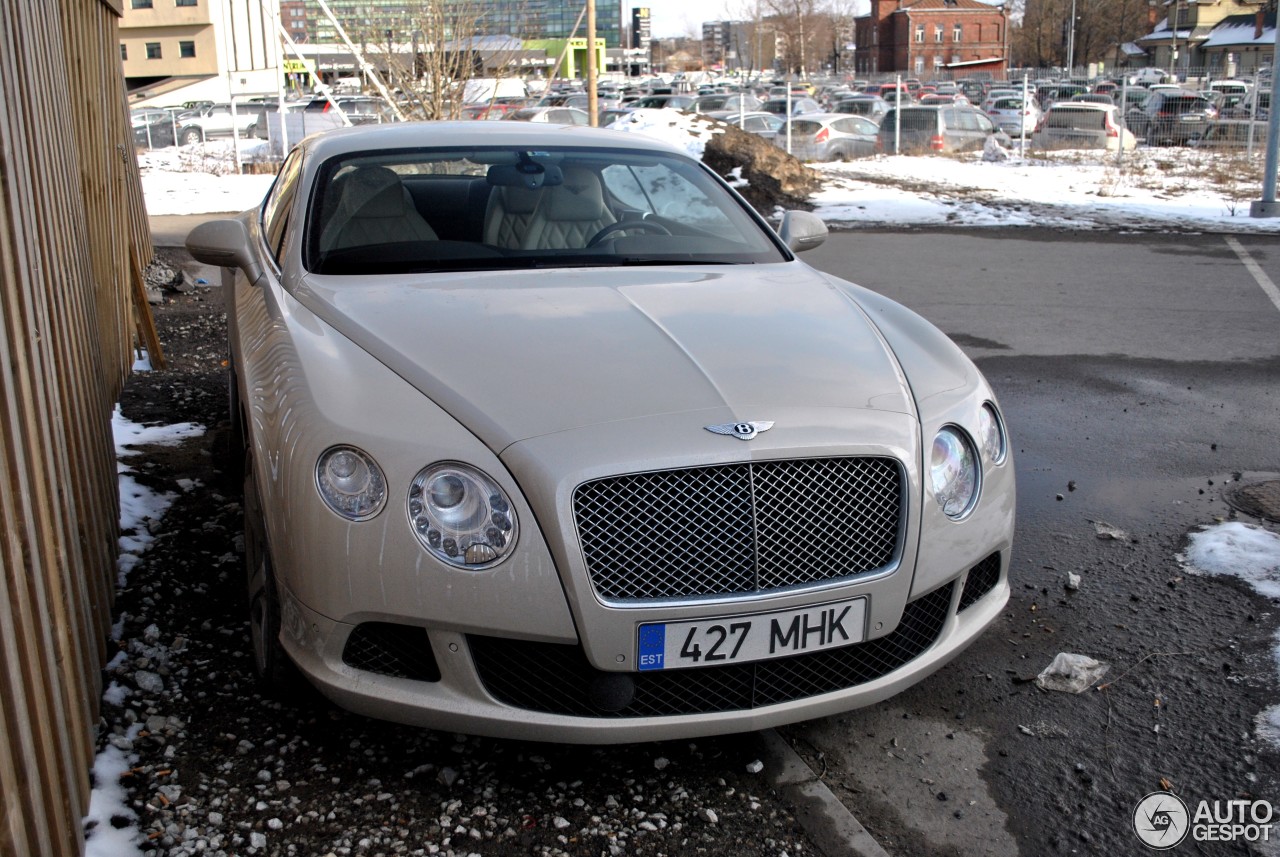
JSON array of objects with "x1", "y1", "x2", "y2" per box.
[{"x1": 854, "y1": 0, "x2": 1008, "y2": 78}]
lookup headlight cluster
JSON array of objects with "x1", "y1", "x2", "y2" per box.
[
  {"x1": 316, "y1": 446, "x2": 387, "y2": 521},
  {"x1": 408, "y1": 463, "x2": 518, "y2": 569},
  {"x1": 315, "y1": 448, "x2": 519, "y2": 568},
  {"x1": 928, "y1": 402, "x2": 1007, "y2": 520}
]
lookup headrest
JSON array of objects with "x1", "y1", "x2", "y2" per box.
[
  {"x1": 544, "y1": 167, "x2": 606, "y2": 222},
  {"x1": 498, "y1": 185, "x2": 542, "y2": 214},
  {"x1": 340, "y1": 166, "x2": 409, "y2": 218}
]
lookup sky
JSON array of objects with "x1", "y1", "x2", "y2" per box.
[{"x1": 95, "y1": 122, "x2": 1280, "y2": 853}]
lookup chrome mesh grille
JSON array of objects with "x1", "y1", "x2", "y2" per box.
[{"x1": 574, "y1": 457, "x2": 903, "y2": 600}]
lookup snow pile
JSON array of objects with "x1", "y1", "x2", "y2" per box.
[
  {"x1": 604, "y1": 108, "x2": 725, "y2": 158},
  {"x1": 84, "y1": 411, "x2": 207, "y2": 855},
  {"x1": 1179, "y1": 521, "x2": 1280, "y2": 749},
  {"x1": 1180, "y1": 521, "x2": 1280, "y2": 597}
]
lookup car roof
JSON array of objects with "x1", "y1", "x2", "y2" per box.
[
  {"x1": 1046, "y1": 102, "x2": 1112, "y2": 111},
  {"x1": 296, "y1": 120, "x2": 690, "y2": 161}
]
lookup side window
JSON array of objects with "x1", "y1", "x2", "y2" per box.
[
  {"x1": 261, "y1": 150, "x2": 304, "y2": 264},
  {"x1": 974, "y1": 112, "x2": 995, "y2": 133}
]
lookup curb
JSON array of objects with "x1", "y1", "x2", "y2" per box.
[{"x1": 761, "y1": 729, "x2": 890, "y2": 857}]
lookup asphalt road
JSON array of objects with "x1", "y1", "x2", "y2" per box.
[{"x1": 795, "y1": 229, "x2": 1280, "y2": 856}]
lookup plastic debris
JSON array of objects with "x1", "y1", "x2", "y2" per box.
[
  {"x1": 1093, "y1": 521, "x2": 1128, "y2": 541},
  {"x1": 1035, "y1": 653, "x2": 1109, "y2": 694}
]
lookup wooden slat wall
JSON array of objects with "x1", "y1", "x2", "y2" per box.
[{"x1": 1, "y1": 0, "x2": 152, "y2": 854}]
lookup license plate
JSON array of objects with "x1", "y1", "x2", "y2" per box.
[{"x1": 636, "y1": 596, "x2": 868, "y2": 671}]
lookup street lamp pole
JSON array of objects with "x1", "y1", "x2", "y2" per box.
[{"x1": 1066, "y1": 0, "x2": 1076, "y2": 74}]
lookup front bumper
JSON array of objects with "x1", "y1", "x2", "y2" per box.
[{"x1": 278, "y1": 551, "x2": 1009, "y2": 743}]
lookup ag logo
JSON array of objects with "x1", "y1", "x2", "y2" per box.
[{"x1": 1133, "y1": 791, "x2": 1189, "y2": 849}]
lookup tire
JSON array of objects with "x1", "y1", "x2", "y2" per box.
[
  {"x1": 243, "y1": 454, "x2": 298, "y2": 689},
  {"x1": 180, "y1": 126, "x2": 204, "y2": 146}
]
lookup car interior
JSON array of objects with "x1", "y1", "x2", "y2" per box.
[{"x1": 305, "y1": 148, "x2": 786, "y2": 275}]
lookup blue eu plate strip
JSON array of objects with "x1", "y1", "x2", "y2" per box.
[{"x1": 637, "y1": 624, "x2": 666, "y2": 671}]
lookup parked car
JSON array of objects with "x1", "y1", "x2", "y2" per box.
[
  {"x1": 174, "y1": 102, "x2": 259, "y2": 145},
  {"x1": 1035, "y1": 84, "x2": 1088, "y2": 109},
  {"x1": 979, "y1": 89, "x2": 1019, "y2": 112},
  {"x1": 832, "y1": 95, "x2": 891, "y2": 122},
  {"x1": 1125, "y1": 89, "x2": 1214, "y2": 145},
  {"x1": 918, "y1": 93, "x2": 971, "y2": 106},
  {"x1": 985, "y1": 96, "x2": 1040, "y2": 136},
  {"x1": 131, "y1": 108, "x2": 177, "y2": 148},
  {"x1": 183, "y1": 121, "x2": 1015, "y2": 743},
  {"x1": 689, "y1": 93, "x2": 761, "y2": 114},
  {"x1": 504, "y1": 106, "x2": 591, "y2": 124},
  {"x1": 1192, "y1": 118, "x2": 1270, "y2": 149},
  {"x1": 1069, "y1": 93, "x2": 1115, "y2": 106},
  {"x1": 629, "y1": 94, "x2": 696, "y2": 110},
  {"x1": 461, "y1": 102, "x2": 526, "y2": 120},
  {"x1": 876, "y1": 105, "x2": 1010, "y2": 154},
  {"x1": 778, "y1": 113, "x2": 879, "y2": 161},
  {"x1": 303, "y1": 95, "x2": 398, "y2": 126},
  {"x1": 760, "y1": 96, "x2": 823, "y2": 116},
  {"x1": 709, "y1": 110, "x2": 786, "y2": 142},
  {"x1": 1030, "y1": 102, "x2": 1136, "y2": 151}
]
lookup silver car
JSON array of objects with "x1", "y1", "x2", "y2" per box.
[
  {"x1": 779, "y1": 113, "x2": 880, "y2": 161},
  {"x1": 986, "y1": 96, "x2": 1040, "y2": 136},
  {"x1": 185, "y1": 122, "x2": 1015, "y2": 743}
]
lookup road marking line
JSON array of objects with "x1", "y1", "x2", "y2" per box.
[{"x1": 1225, "y1": 236, "x2": 1280, "y2": 315}]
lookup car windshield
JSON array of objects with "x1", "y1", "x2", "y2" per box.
[{"x1": 303, "y1": 146, "x2": 788, "y2": 275}]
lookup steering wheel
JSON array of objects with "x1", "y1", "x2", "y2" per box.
[{"x1": 586, "y1": 220, "x2": 672, "y2": 247}]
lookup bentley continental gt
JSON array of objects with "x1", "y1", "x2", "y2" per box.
[{"x1": 185, "y1": 121, "x2": 1015, "y2": 743}]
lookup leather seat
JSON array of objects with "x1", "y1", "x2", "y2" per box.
[
  {"x1": 482, "y1": 185, "x2": 544, "y2": 249},
  {"x1": 319, "y1": 166, "x2": 437, "y2": 252},
  {"x1": 521, "y1": 166, "x2": 615, "y2": 250}
]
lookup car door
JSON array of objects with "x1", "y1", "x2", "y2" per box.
[{"x1": 832, "y1": 116, "x2": 877, "y2": 157}]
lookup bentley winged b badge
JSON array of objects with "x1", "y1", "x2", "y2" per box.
[{"x1": 705, "y1": 421, "x2": 775, "y2": 441}]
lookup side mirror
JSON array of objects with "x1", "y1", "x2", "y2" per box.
[
  {"x1": 185, "y1": 218, "x2": 263, "y2": 285},
  {"x1": 778, "y1": 210, "x2": 828, "y2": 253}
]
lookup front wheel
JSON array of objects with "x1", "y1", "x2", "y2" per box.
[
  {"x1": 244, "y1": 455, "x2": 296, "y2": 688},
  {"x1": 180, "y1": 126, "x2": 203, "y2": 145}
]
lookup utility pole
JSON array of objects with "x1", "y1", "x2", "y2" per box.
[
  {"x1": 587, "y1": 0, "x2": 598, "y2": 126},
  {"x1": 1250, "y1": 4, "x2": 1280, "y2": 217},
  {"x1": 1066, "y1": 0, "x2": 1076, "y2": 74}
]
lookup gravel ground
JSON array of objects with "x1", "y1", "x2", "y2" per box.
[{"x1": 91, "y1": 250, "x2": 822, "y2": 857}]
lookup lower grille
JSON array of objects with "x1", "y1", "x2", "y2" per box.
[
  {"x1": 468, "y1": 583, "x2": 954, "y2": 718},
  {"x1": 958, "y1": 553, "x2": 1002, "y2": 612},
  {"x1": 342, "y1": 622, "x2": 441, "y2": 682}
]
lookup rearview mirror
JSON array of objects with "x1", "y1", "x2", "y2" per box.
[{"x1": 777, "y1": 210, "x2": 827, "y2": 253}]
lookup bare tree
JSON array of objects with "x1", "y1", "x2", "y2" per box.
[
  {"x1": 343, "y1": 1, "x2": 532, "y2": 121},
  {"x1": 1012, "y1": 0, "x2": 1154, "y2": 68}
]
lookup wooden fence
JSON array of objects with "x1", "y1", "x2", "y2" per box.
[{"x1": 1, "y1": 0, "x2": 154, "y2": 855}]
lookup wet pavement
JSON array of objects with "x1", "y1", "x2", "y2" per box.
[{"x1": 797, "y1": 229, "x2": 1280, "y2": 855}]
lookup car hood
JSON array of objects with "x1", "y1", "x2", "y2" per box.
[{"x1": 295, "y1": 262, "x2": 916, "y2": 452}]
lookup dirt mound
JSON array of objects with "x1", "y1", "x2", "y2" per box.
[{"x1": 701, "y1": 121, "x2": 820, "y2": 213}]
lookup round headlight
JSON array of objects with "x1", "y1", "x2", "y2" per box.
[
  {"x1": 930, "y1": 427, "x2": 979, "y2": 519},
  {"x1": 977, "y1": 403, "x2": 1007, "y2": 465},
  {"x1": 316, "y1": 445, "x2": 387, "y2": 521},
  {"x1": 408, "y1": 463, "x2": 518, "y2": 569}
]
